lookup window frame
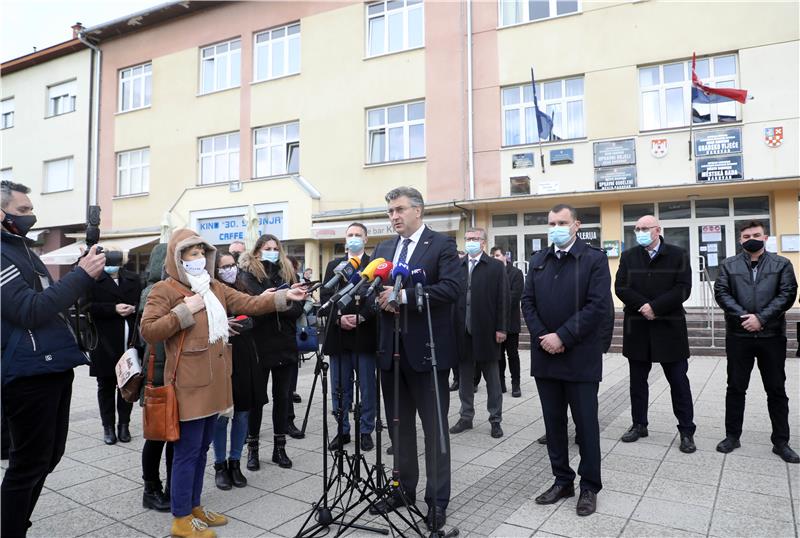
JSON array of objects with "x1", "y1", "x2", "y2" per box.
[
  {"x1": 43, "y1": 156, "x2": 74, "y2": 193},
  {"x1": 0, "y1": 168, "x2": 12, "y2": 181},
  {"x1": 199, "y1": 38, "x2": 242, "y2": 95},
  {"x1": 118, "y1": 62, "x2": 152, "y2": 112},
  {"x1": 365, "y1": 0, "x2": 425, "y2": 58},
  {"x1": 116, "y1": 148, "x2": 151, "y2": 196},
  {"x1": 47, "y1": 80, "x2": 77, "y2": 117},
  {"x1": 498, "y1": 0, "x2": 582, "y2": 28},
  {"x1": 253, "y1": 22, "x2": 301, "y2": 83},
  {"x1": 253, "y1": 121, "x2": 300, "y2": 178},
  {"x1": 366, "y1": 100, "x2": 426, "y2": 164},
  {"x1": 1, "y1": 97, "x2": 13, "y2": 129},
  {"x1": 198, "y1": 132, "x2": 241, "y2": 185}
]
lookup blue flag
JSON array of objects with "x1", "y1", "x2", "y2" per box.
[{"x1": 530, "y1": 67, "x2": 553, "y2": 141}]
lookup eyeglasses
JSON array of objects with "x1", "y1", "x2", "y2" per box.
[{"x1": 386, "y1": 206, "x2": 409, "y2": 216}]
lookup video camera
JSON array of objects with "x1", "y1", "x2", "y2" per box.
[{"x1": 84, "y1": 205, "x2": 123, "y2": 266}]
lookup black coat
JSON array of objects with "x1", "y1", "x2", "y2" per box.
[
  {"x1": 88, "y1": 269, "x2": 142, "y2": 378},
  {"x1": 506, "y1": 264, "x2": 524, "y2": 334},
  {"x1": 521, "y1": 240, "x2": 612, "y2": 383},
  {"x1": 615, "y1": 239, "x2": 692, "y2": 362},
  {"x1": 320, "y1": 254, "x2": 378, "y2": 355},
  {"x1": 454, "y1": 252, "x2": 508, "y2": 363},
  {"x1": 714, "y1": 251, "x2": 798, "y2": 338},
  {"x1": 373, "y1": 226, "x2": 463, "y2": 372}
]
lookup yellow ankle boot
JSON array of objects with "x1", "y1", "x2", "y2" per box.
[
  {"x1": 170, "y1": 514, "x2": 216, "y2": 538},
  {"x1": 192, "y1": 506, "x2": 229, "y2": 527}
]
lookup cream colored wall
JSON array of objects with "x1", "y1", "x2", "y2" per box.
[{"x1": 0, "y1": 48, "x2": 91, "y2": 228}]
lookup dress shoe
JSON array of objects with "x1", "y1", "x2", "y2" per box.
[
  {"x1": 537, "y1": 434, "x2": 547, "y2": 445},
  {"x1": 491, "y1": 423, "x2": 504, "y2": 438},
  {"x1": 369, "y1": 492, "x2": 413, "y2": 515},
  {"x1": 292, "y1": 392, "x2": 302, "y2": 404},
  {"x1": 228, "y1": 459, "x2": 247, "y2": 488},
  {"x1": 534, "y1": 483, "x2": 574, "y2": 505},
  {"x1": 214, "y1": 462, "x2": 232, "y2": 490},
  {"x1": 328, "y1": 433, "x2": 351, "y2": 451},
  {"x1": 716, "y1": 436, "x2": 741, "y2": 453},
  {"x1": 287, "y1": 421, "x2": 305, "y2": 439},
  {"x1": 449, "y1": 379, "x2": 459, "y2": 392},
  {"x1": 621, "y1": 424, "x2": 648, "y2": 443},
  {"x1": 511, "y1": 383, "x2": 521, "y2": 398},
  {"x1": 117, "y1": 423, "x2": 131, "y2": 443},
  {"x1": 449, "y1": 419, "x2": 472, "y2": 434},
  {"x1": 426, "y1": 505, "x2": 447, "y2": 532},
  {"x1": 773, "y1": 443, "x2": 800, "y2": 463},
  {"x1": 360, "y1": 433, "x2": 374, "y2": 451},
  {"x1": 103, "y1": 425, "x2": 117, "y2": 445},
  {"x1": 679, "y1": 434, "x2": 696, "y2": 454},
  {"x1": 576, "y1": 489, "x2": 597, "y2": 516}
]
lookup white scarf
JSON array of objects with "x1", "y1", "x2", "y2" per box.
[{"x1": 184, "y1": 271, "x2": 229, "y2": 344}]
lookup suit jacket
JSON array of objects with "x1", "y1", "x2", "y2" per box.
[
  {"x1": 506, "y1": 263, "x2": 524, "y2": 334},
  {"x1": 373, "y1": 225, "x2": 462, "y2": 372},
  {"x1": 455, "y1": 252, "x2": 508, "y2": 363},
  {"x1": 615, "y1": 238, "x2": 691, "y2": 362},
  {"x1": 88, "y1": 268, "x2": 142, "y2": 378},
  {"x1": 319, "y1": 254, "x2": 377, "y2": 355},
  {"x1": 520, "y1": 239, "x2": 612, "y2": 383}
]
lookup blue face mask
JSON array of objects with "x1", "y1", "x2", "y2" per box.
[
  {"x1": 346, "y1": 237, "x2": 365, "y2": 253},
  {"x1": 261, "y1": 250, "x2": 280, "y2": 264},
  {"x1": 464, "y1": 241, "x2": 482, "y2": 256},
  {"x1": 635, "y1": 231, "x2": 654, "y2": 247},
  {"x1": 104, "y1": 266, "x2": 119, "y2": 274},
  {"x1": 548, "y1": 225, "x2": 573, "y2": 248}
]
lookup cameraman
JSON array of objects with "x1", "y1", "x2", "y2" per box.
[{"x1": 1, "y1": 180, "x2": 105, "y2": 537}]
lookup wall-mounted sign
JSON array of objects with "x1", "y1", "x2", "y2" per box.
[
  {"x1": 510, "y1": 176, "x2": 531, "y2": 196},
  {"x1": 197, "y1": 212, "x2": 283, "y2": 245},
  {"x1": 694, "y1": 127, "x2": 741, "y2": 156},
  {"x1": 764, "y1": 126, "x2": 783, "y2": 148},
  {"x1": 603, "y1": 240, "x2": 620, "y2": 258},
  {"x1": 593, "y1": 139, "x2": 636, "y2": 167},
  {"x1": 550, "y1": 148, "x2": 574, "y2": 165},
  {"x1": 650, "y1": 138, "x2": 668, "y2": 158},
  {"x1": 512, "y1": 152, "x2": 534, "y2": 169},
  {"x1": 696, "y1": 155, "x2": 744, "y2": 182},
  {"x1": 595, "y1": 165, "x2": 637, "y2": 190},
  {"x1": 537, "y1": 181, "x2": 560, "y2": 194}
]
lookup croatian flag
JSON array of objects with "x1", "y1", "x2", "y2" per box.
[{"x1": 691, "y1": 52, "x2": 748, "y2": 104}]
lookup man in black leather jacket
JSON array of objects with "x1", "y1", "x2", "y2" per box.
[{"x1": 714, "y1": 220, "x2": 798, "y2": 463}]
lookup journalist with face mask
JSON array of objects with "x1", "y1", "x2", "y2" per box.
[{"x1": 1, "y1": 180, "x2": 106, "y2": 537}]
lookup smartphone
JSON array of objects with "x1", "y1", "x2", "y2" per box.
[{"x1": 276, "y1": 283, "x2": 290, "y2": 291}]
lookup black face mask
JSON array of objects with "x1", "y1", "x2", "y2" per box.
[
  {"x1": 2, "y1": 212, "x2": 37, "y2": 237},
  {"x1": 742, "y1": 239, "x2": 764, "y2": 253}
]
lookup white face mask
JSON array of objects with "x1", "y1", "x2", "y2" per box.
[
  {"x1": 182, "y1": 258, "x2": 206, "y2": 276},
  {"x1": 218, "y1": 266, "x2": 238, "y2": 284}
]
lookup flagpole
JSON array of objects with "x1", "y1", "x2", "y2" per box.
[
  {"x1": 689, "y1": 52, "x2": 695, "y2": 162},
  {"x1": 531, "y1": 67, "x2": 545, "y2": 174}
]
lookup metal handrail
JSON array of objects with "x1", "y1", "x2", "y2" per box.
[{"x1": 697, "y1": 255, "x2": 716, "y2": 348}]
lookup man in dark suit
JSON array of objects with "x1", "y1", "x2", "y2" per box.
[
  {"x1": 491, "y1": 247, "x2": 524, "y2": 397},
  {"x1": 319, "y1": 222, "x2": 377, "y2": 452},
  {"x1": 370, "y1": 186, "x2": 462, "y2": 531},
  {"x1": 521, "y1": 204, "x2": 612, "y2": 517},
  {"x1": 450, "y1": 229, "x2": 508, "y2": 439},
  {"x1": 615, "y1": 215, "x2": 696, "y2": 453}
]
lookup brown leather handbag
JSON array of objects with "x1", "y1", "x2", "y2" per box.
[{"x1": 142, "y1": 330, "x2": 184, "y2": 441}]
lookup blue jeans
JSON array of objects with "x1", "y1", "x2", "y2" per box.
[
  {"x1": 171, "y1": 415, "x2": 217, "y2": 517},
  {"x1": 330, "y1": 352, "x2": 376, "y2": 435},
  {"x1": 212, "y1": 411, "x2": 249, "y2": 463}
]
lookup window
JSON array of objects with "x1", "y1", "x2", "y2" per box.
[
  {"x1": 1, "y1": 98, "x2": 13, "y2": 129},
  {"x1": 0, "y1": 168, "x2": 11, "y2": 180},
  {"x1": 499, "y1": 0, "x2": 580, "y2": 27},
  {"x1": 200, "y1": 38, "x2": 241, "y2": 94},
  {"x1": 658, "y1": 201, "x2": 691, "y2": 220},
  {"x1": 254, "y1": 23, "x2": 300, "y2": 81},
  {"x1": 254, "y1": 122, "x2": 299, "y2": 177},
  {"x1": 117, "y1": 148, "x2": 150, "y2": 195},
  {"x1": 367, "y1": 101, "x2": 425, "y2": 163},
  {"x1": 43, "y1": 157, "x2": 73, "y2": 192},
  {"x1": 119, "y1": 63, "x2": 152, "y2": 112},
  {"x1": 695, "y1": 198, "x2": 730, "y2": 218},
  {"x1": 492, "y1": 214, "x2": 518, "y2": 227},
  {"x1": 623, "y1": 203, "x2": 655, "y2": 222},
  {"x1": 48, "y1": 80, "x2": 77, "y2": 116},
  {"x1": 523, "y1": 212, "x2": 548, "y2": 226},
  {"x1": 639, "y1": 54, "x2": 739, "y2": 130},
  {"x1": 733, "y1": 196, "x2": 770, "y2": 216},
  {"x1": 502, "y1": 77, "x2": 584, "y2": 146},
  {"x1": 199, "y1": 133, "x2": 240, "y2": 184},
  {"x1": 366, "y1": 0, "x2": 424, "y2": 57}
]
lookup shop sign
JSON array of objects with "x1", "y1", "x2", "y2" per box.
[
  {"x1": 696, "y1": 155, "x2": 744, "y2": 182},
  {"x1": 593, "y1": 139, "x2": 636, "y2": 167},
  {"x1": 197, "y1": 212, "x2": 283, "y2": 244},
  {"x1": 595, "y1": 166, "x2": 637, "y2": 190}
]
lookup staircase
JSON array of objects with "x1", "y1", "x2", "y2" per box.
[{"x1": 518, "y1": 308, "x2": 800, "y2": 357}]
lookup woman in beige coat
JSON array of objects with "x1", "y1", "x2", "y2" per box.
[{"x1": 142, "y1": 229, "x2": 305, "y2": 538}]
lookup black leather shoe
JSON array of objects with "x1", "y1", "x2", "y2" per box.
[
  {"x1": 511, "y1": 383, "x2": 521, "y2": 398},
  {"x1": 103, "y1": 426, "x2": 117, "y2": 445},
  {"x1": 716, "y1": 436, "x2": 741, "y2": 453},
  {"x1": 328, "y1": 433, "x2": 351, "y2": 451},
  {"x1": 621, "y1": 424, "x2": 648, "y2": 443},
  {"x1": 773, "y1": 443, "x2": 800, "y2": 463},
  {"x1": 426, "y1": 505, "x2": 446, "y2": 532},
  {"x1": 117, "y1": 423, "x2": 131, "y2": 443},
  {"x1": 537, "y1": 434, "x2": 547, "y2": 445},
  {"x1": 360, "y1": 433, "x2": 374, "y2": 452},
  {"x1": 369, "y1": 492, "x2": 414, "y2": 515},
  {"x1": 491, "y1": 423, "x2": 503, "y2": 438},
  {"x1": 142, "y1": 480, "x2": 170, "y2": 512},
  {"x1": 576, "y1": 489, "x2": 597, "y2": 516},
  {"x1": 287, "y1": 421, "x2": 305, "y2": 439},
  {"x1": 246, "y1": 438, "x2": 260, "y2": 471},
  {"x1": 679, "y1": 434, "x2": 696, "y2": 454},
  {"x1": 214, "y1": 461, "x2": 232, "y2": 490},
  {"x1": 534, "y1": 483, "x2": 574, "y2": 505},
  {"x1": 449, "y1": 380, "x2": 459, "y2": 392},
  {"x1": 449, "y1": 419, "x2": 473, "y2": 434},
  {"x1": 292, "y1": 392, "x2": 302, "y2": 404},
  {"x1": 228, "y1": 458, "x2": 247, "y2": 487}
]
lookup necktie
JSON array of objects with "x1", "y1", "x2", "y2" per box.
[
  {"x1": 556, "y1": 250, "x2": 564, "y2": 259},
  {"x1": 649, "y1": 249, "x2": 657, "y2": 259},
  {"x1": 466, "y1": 258, "x2": 477, "y2": 335},
  {"x1": 397, "y1": 237, "x2": 412, "y2": 266}
]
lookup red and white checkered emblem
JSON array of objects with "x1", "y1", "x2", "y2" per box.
[{"x1": 764, "y1": 126, "x2": 783, "y2": 148}]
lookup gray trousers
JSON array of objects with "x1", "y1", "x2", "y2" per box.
[{"x1": 458, "y1": 334, "x2": 503, "y2": 424}]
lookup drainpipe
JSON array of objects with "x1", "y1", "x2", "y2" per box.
[
  {"x1": 77, "y1": 27, "x2": 101, "y2": 207},
  {"x1": 466, "y1": 0, "x2": 475, "y2": 228}
]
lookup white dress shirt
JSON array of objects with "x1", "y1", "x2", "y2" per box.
[{"x1": 390, "y1": 224, "x2": 427, "y2": 304}]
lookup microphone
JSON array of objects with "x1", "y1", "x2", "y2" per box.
[
  {"x1": 387, "y1": 262, "x2": 410, "y2": 309},
  {"x1": 319, "y1": 272, "x2": 361, "y2": 312},
  {"x1": 322, "y1": 258, "x2": 360, "y2": 290},
  {"x1": 336, "y1": 258, "x2": 386, "y2": 309},
  {"x1": 364, "y1": 261, "x2": 393, "y2": 298},
  {"x1": 411, "y1": 267, "x2": 426, "y2": 313}
]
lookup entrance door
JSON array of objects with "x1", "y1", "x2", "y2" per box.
[{"x1": 662, "y1": 226, "x2": 704, "y2": 306}]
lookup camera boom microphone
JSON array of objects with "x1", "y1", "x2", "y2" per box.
[
  {"x1": 387, "y1": 262, "x2": 410, "y2": 309},
  {"x1": 411, "y1": 267, "x2": 426, "y2": 313},
  {"x1": 336, "y1": 258, "x2": 385, "y2": 309},
  {"x1": 364, "y1": 261, "x2": 393, "y2": 298}
]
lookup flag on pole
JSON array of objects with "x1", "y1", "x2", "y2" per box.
[
  {"x1": 530, "y1": 67, "x2": 554, "y2": 141},
  {"x1": 691, "y1": 52, "x2": 748, "y2": 104}
]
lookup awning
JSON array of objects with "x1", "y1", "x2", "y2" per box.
[
  {"x1": 312, "y1": 214, "x2": 462, "y2": 240},
  {"x1": 40, "y1": 235, "x2": 159, "y2": 266}
]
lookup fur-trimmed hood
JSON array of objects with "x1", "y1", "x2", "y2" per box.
[
  {"x1": 238, "y1": 251, "x2": 268, "y2": 283},
  {"x1": 166, "y1": 228, "x2": 217, "y2": 285}
]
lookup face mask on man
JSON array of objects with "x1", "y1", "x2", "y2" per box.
[
  {"x1": 261, "y1": 250, "x2": 280, "y2": 264},
  {"x1": 464, "y1": 241, "x2": 482, "y2": 256},
  {"x1": 182, "y1": 258, "x2": 206, "y2": 276},
  {"x1": 104, "y1": 266, "x2": 120, "y2": 275},
  {"x1": 218, "y1": 266, "x2": 238, "y2": 283},
  {"x1": 2, "y1": 212, "x2": 37, "y2": 237},
  {"x1": 635, "y1": 231, "x2": 654, "y2": 248},
  {"x1": 346, "y1": 237, "x2": 365, "y2": 253},
  {"x1": 548, "y1": 225, "x2": 573, "y2": 248},
  {"x1": 741, "y1": 239, "x2": 764, "y2": 253}
]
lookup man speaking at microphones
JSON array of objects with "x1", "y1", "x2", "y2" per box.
[{"x1": 372, "y1": 186, "x2": 462, "y2": 531}]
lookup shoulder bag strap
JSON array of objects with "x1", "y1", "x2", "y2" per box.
[{"x1": 165, "y1": 278, "x2": 192, "y2": 385}]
